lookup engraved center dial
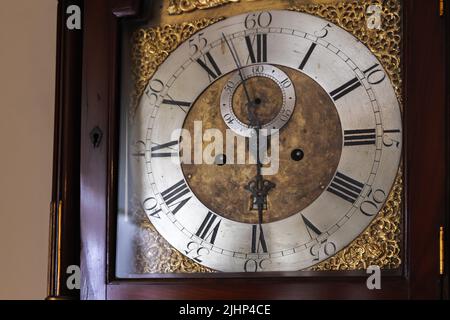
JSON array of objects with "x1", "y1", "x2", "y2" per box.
[{"x1": 182, "y1": 66, "x2": 342, "y2": 224}]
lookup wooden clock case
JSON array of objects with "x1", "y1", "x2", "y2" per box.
[{"x1": 47, "y1": 0, "x2": 449, "y2": 300}]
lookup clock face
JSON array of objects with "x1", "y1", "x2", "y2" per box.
[{"x1": 132, "y1": 10, "x2": 402, "y2": 272}]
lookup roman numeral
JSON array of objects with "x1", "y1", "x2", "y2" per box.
[
  {"x1": 327, "y1": 172, "x2": 364, "y2": 204},
  {"x1": 329, "y1": 77, "x2": 361, "y2": 101},
  {"x1": 298, "y1": 43, "x2": 317, "y2": 70},
  {"x1": 196, "y1": 52, "x2": 222, "y2": 80},
  {"x1": 195, "y1": 211, "x2": 222, "y2": 244},
  {"x1": 344, "y1": 129, "x2": 376, "y2": 146},
  {"x1": 251, "y1": 225, "x2": 268, "y2": 253},
  {"x1": 245, "y1": 34, "x2": 268, "y2": 63},
  {"x1": 301, "y1": 214, "x2": 322, "y2": 239},
  {"x1": 161, "y1": 180, "x2": 192, "y2": 214},
  {"x1": 151, "y1": 140, "x2": 178, "y2": 158},
  {"x1": 161, "y1": 96, "x2": 191, "y2": 113}
]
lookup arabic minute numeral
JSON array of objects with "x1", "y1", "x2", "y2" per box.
[
  {"x1": 145, "y1": 79, "x2": 164, "y2": 107},
  {"x1": 383, "y1": 129, "x2": 401, "y2": 148},
  {"x1": 142, "y1": 197, "x2": 162, "y2": 219},
  {"x1": 244, "y1": 11, "x2": 273, "y2": 29},
  {"x1": 360, "y1": 188, "x2": 387, "y2": 216},
  {"x1": 244, "y1": 258, "x2": 271, "y2": 272},
  {"x1": 314, "y1": 23, "x2": 332, "y2": 38},
  {"x1": 185, "y1": 241, "x2": 209, "y2": 263},
  {"x1": 363, "y1": 63, "x2": 386, "y2": 85},
  {"x1": 280, "y1": 78, "x2": 292, "y2": 88},
  {"x1": 310, "y1": 240, "x2": 337, "y2": 262},
  {"x1": 189, "y1": 32, "x2": 208, "y2": 55}
]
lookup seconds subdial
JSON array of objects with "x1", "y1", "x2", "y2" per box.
[{"x1": 220, "y1": 64, "x2": 296, "y2": 137}]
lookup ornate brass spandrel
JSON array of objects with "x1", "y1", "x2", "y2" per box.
[
  {"x1": 167, "y1": 0, "x2": 337, "y2": 16},
  {"x1": 130, "y1": 0, "x2": 403, "y2": 273},
  {"x1": 168, "y1": 0, "x2": 241, "y2": 15},
  {"x1": 132, "y1": 201, "x2": 214, "y2": 273},
  {"x1": 290, "y1": 0, "x2": 403, "y2": 103},
  {"x1": 130, "y1": 17, "x2": 223, "y2": 117}
]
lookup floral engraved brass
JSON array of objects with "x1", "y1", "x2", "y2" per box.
[
  {"x1": 289, "y1": 0, "x2": 402, "y2": 103},
  {"x1": 168, "y1": 0, "x2": 240, "y2": 15},
  {"x1": 133, "y1": 204, "x2": 213, "y2": 273},
  {"x1": 131, "y1": 0, "x2": 403, "y2": 273}
]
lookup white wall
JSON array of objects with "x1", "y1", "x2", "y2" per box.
[{"x1": 0, "y1": 0, "x2": 57, "y2": 299}]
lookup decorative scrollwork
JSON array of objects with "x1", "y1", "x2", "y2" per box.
[{"x1": 168, "y1": 0, "x2": 240, "y2": 15}]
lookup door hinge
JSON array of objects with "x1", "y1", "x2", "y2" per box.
[
  {"x1": 440, "y1": 0, "x2": 445, "y2": 17},
  {"x1": 440, "y1": 226, "x2": 445, "y2": 275}
]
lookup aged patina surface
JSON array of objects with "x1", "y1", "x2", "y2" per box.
[{"x1": 182, "y1": 67, "x2": 342, "y2": 224}]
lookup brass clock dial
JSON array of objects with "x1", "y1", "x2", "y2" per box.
[{"x1": 131, "y1": 10, "x2": 402, "y2": 272}]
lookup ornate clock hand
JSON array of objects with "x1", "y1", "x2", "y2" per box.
[
  {"x1": 245, "y1": 104, "x2": 275, "y2": 245},
  {"x1": 221, "y1": 35, "x2": 276, "y2": 235},
  {"x1": 221, "y1": 33, "x2": 258, "y2": 126}
]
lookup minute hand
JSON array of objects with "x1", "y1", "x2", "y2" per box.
[
  {"x1": 221, "y1": 33, "x2": 258, "y2": 127},
  {"x1": 222, "y1": 33, "x2": 275, "y2": 238}
]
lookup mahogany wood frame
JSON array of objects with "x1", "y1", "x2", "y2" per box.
[
  {"x1": 47, "y1": 0, "x2": 83, "y2": 300},
  {"x1": 49, "y1": 0, "x2": 449, "y2": 300}
]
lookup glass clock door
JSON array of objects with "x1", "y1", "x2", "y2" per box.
[{"x1": 114, "y1": 0, "x2": 404, "y2": 278}]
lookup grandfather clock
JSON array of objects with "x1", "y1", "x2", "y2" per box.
[{"x1": 48, "y1": 0, "x2": 449, "y2": 300}]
